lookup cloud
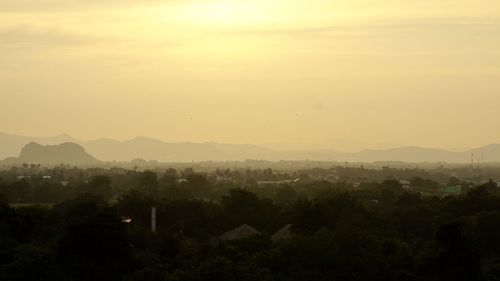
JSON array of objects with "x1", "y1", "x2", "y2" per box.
[
  {"x1": 217, "y1": 17, "x2": 500, "y2": 53},
  {"x1": 227, "y1": 17, "x2": 500, "y2": 37},
  {"x1": 0, "y1": 0, "x2": 187, "y2": 12},
  {"x1": 0, "y1": 25, "x2": 127, "y2": 49},
  {"x1": 0, "y1": 27, "x2": 82, "y2": 48}
]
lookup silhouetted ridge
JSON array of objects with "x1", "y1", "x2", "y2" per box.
[
  {"x1": 14, "y1": 142, "x2": 100, "y2": 165},
  {"x1": 2, "y1": 132, "x2": 500, "y2": 162}
]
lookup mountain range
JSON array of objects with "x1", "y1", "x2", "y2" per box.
[{"x1": 0, "y1": 131, "x2": 498, "y2": 163}]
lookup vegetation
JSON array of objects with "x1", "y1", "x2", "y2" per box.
[{"x1": 1, "y1": 164, "x2": 500, "y2": 280}]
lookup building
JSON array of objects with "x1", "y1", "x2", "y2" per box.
[
  {"x1": 399, "y1": 180, "x2": 411, "y2": 190},
  {"x1": 272, "y1": 224, "x2": 292, "y2": 242},
  {"x1": 257, "y1": 178, "x2": 301, "y2": 186},
  {"x1": 219, "y1": 224, "x2": 260, "y2": 242}
]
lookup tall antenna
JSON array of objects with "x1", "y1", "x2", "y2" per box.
[
  {"x1": 478, "y1": 154, "x2": 483, "y2": 183},
  {"x1": 151, "y1": 206, "x2": 156, "y2": 233}
]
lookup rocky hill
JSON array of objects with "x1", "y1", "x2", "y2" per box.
[{"x1": 2, "y1": 142, "x2": 101, "y2": 166}]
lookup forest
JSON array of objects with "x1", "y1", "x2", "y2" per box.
[{"x1": 1, "y1": 164, "x2": 500, "y2": 281}]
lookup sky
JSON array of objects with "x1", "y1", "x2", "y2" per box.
[{"x1": 1, "y1": 0, "x2": 500, "y2": 152}]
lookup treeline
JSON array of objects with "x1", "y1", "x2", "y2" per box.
[
  {"x1": 1, "y1": 173, "x2": 500, "y2": 280},
  {"x1": 0, "y1": 165, "x2": 483, "y2": 205}
]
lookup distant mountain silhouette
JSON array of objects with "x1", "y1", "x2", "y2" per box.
[
  {"x1": 319, "y1": 145, "x2": 500, "y2": 163},
  {"x1": 0, "y1": 132, "x2": 77, "y2": 159},
  {"x1": 2, "y1": 142, "x2": 100, "y2": 166},
  {"x1": 340, "y1": 146, "x2": 464, "y2": 163},
  {"x1": 81, "y1": 137, "x2": 279, "y2": 162},
  {"x1": 0, "y1": 131, "x2": 499, "y2": 163}
]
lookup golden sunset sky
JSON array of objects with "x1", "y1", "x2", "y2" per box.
[{"x1": 1, "y1": 0, "x2": 499, "y2": 151}]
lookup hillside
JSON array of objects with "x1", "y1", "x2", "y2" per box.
[
  {"x1": 2, "y1": 142, "x2": 101, "y2": 166},
  {"x1": 0, "y1": 132, "x2": 77, "y2": 160}
]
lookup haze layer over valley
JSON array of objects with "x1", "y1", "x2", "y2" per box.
[{"x1": 1, "y1": 132, "x2": 499, "y2": 164}]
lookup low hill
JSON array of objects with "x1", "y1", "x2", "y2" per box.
[{"x1": 2, "y1": 142, "x2": 101, "y2": 166}]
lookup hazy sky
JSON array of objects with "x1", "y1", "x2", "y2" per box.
[{"x1": 1, "y1": 0, "x2": 500, "y2": 151}]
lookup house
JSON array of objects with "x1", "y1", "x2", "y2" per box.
[
  {"x1": 216, "y1": 175, "x2": 231, "y2": 183},
  {"x1": 257, "y1": 178, "x2": 301, "y2": 186},
  {"x1": 441, "y1": 185, "x2": 462, "y2": 194},
  {"x1": 219, "y1": 224, "x2": 260, "y2": 242},
  {"x1": 121, "y1": 216, "x2": 132, "y2": 223},
  {"x1": 399, "y1": 180, "x2": 411, "y2": 190},
  {"x1": 325, "y1": 175, "x2": 339, "y2": 182},
  {"x1": 272, "y1": 224, "x2": 292, "y2": 242}
]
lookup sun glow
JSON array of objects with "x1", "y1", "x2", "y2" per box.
[
  {"x1": 183, "y1": 2, "x2": 256, "y2": 25},
  {"x1": 163, "y1": 0, "x2": 287, "y2": 28},
  {"x1": 2, "y1": 0, "x2": 500, "y2": 149}
]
